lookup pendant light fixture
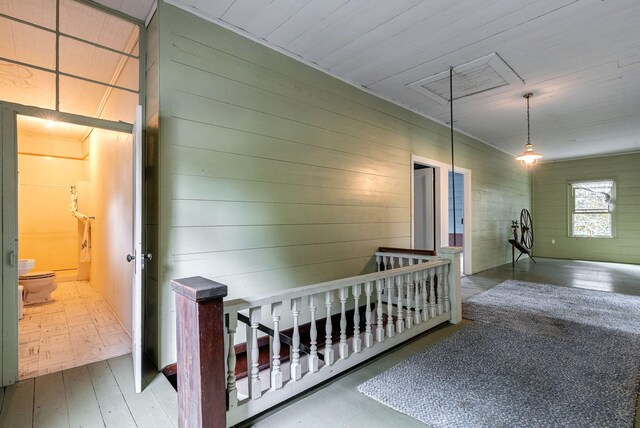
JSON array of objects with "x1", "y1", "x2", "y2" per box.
[{"x1": 515, "y1": 92, "x2": 543, "y2": 166}]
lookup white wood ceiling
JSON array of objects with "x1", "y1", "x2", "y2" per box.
[{"x1": 155, "y1": 0, "x2": 640, "y2": 162}]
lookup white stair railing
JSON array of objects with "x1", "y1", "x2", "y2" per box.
[{"x1": 222, "y1": 247, "x2": 462, "y2": 427}]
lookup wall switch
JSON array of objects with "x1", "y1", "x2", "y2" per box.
[{"x1": 551, "y1": 239, "x2": 555, "y2": 244}]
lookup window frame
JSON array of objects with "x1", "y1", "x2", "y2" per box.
[{"x1": 568, "y1": 178, "x2": 616, "y2": 238}]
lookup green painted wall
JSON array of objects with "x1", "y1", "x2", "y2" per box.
[
  {"x1": 149, "y1": 2, "x2": 531, "y2": 367},
  {"x1": 533, "y1": 153, "x2": 640, "y2": 263}
]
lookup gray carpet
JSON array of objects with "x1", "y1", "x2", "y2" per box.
[{"x1": 357, "y1": 281, "x2": 640, "y2": 427}]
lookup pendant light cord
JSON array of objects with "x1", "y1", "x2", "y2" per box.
[
  {"x1": 527, "y1": 94, "x2": 531, "y2": 144},
  {"x1": 450, "y1": 66, "x2": 457, "y2": 247}
]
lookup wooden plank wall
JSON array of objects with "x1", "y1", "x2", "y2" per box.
[
  {"x1": 533, "y1": 153, "x2": 640, "y2": 263},
  {"x1": 151, "y1": 2, "x2": 531, "y2": 367}
]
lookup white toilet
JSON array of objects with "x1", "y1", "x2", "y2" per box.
[{"x1": 18, "y1": 259, "x2": 58, "y2": 305}]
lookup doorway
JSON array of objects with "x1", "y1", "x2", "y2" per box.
[
  {"x1": 413, "y1": 164, "x2": 436, "y2": 251},
  {"x1": 15, "y1": 114, "x2": 134, "y2": 379},
  {"x1": 449, "y1": 171, "x2": 465, "y2": 276},
  {"x1": 412, "y1": 155, "x2": 472, "y2": 275}
]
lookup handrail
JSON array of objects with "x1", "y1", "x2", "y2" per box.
[
  {"x1": 224, "y1": 257, "x2": 449, "y2": 313},
  {"x1": 377, "y1": 247, "x2": 436, "y2": 256}
]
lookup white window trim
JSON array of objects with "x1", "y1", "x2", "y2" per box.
[{"x1": 568, "y1": 179, "x2": 616, "y2": 239}]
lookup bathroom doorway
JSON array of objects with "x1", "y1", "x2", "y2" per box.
[{"x1": 16, "y1": 113, "x2": 134, "y2": 380}]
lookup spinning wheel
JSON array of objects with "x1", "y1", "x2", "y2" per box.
[
  {"x1": 520, "y1": 208, "x2": 534, "y2": 249},
  {"x1": 508, "y1": 208, "x2": 536, "y2": 267}
]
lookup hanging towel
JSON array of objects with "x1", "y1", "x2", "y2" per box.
[{"x1": 80, "y1": 219, "x2": 91, "y2": 262}]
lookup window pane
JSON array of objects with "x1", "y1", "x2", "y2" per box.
[
  {"x1": 59, "y1": 75, "x2": 137, "y2": 123},
  {"x1": 60, "y1": 36, "x2": 139, "y2": 91},
  {"x1": 574, "y1": 188, "x2": 608, "y2": 212},
  {"x1": 60, "y1": 0, "x2": 139, "y2": 56},
  {"x1": 0, "y1": 0, "x2": 56, "y2": 30},
  {"x1": 0, "y1": 16, "x2": 56, "y2": 70},
  {"x1": 572, "y1": 213, "x2": 612, "y2": 237},
  {"x1": 0, "y1": 60, "x2": 55, "y2": 109}
]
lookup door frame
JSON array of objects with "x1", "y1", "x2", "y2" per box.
[
  {"x1": 411, "y1": 155, "x2": 473, "y2": 275},
  {"x1": 0, "y1": 101, "x2": 134, "y2": 386}
]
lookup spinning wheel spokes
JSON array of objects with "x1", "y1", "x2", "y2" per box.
[{"x1": 520, "y1": 208, "x2": 534, "y2": 249}]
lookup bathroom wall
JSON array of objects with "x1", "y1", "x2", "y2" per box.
[
  {"x1": 89, "y1": 128, "x2": 134, "y2": 334},
  {"x1": 17, "y1": 133, "x2": 88, "y2": 275}
]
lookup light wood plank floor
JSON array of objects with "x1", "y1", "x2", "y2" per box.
[
  {"x1": 0, "y1": 355, "x2": 177, "y2": 428},
  {"x1": 1, "y1": 258, "x2": 638, "y2": 427}
]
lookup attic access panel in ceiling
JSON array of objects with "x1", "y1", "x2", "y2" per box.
[{"x1": 407, "y1": 53, "x2": 524, "y2": 105}]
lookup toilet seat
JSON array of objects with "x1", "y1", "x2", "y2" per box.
[{"x1": 19, "y1": 271, "x2": 55, "y2": 281}]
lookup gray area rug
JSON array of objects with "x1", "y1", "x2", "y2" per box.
[{"x1": 357, "y1": 281, "x2": 640, "y2": 427}]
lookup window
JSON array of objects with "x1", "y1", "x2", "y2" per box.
[
  {"x1": 0, "y1": 0, "x2": 141, "y2": 123},
  {"x1": 569, "y1": 180, "x2": 615, "y2": 238}
]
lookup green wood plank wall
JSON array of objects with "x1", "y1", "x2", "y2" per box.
[
  {"x1": 533, "y1": 153, "x2": 640, "y2": 263},
  {"x1": 150, "y1": 1, "x2": 531, "y2": 367}
]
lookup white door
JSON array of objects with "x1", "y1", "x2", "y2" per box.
[
  {"x1": 414, "y1": 167, "x2": 436, "y2": 251},
  {"x1": 128, "y1": 105, "x2": 144, "y2": 393}
]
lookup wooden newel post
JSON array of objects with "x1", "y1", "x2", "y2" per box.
[{"x1": 171, "y1": 276, "x2": 228, "y2": 428}]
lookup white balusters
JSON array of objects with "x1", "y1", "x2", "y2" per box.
[
  {"x1": 376, "y1": 254, "x2": 383, "y2": 271},
  {"x1": 413, "y1": 270, "x2": 422, "y2": 326},
  {"x1": 339, "y1": 287, "x2": 349, "y2": 359},
  {"x1": 386, "y1": 277, "x2": 395, "y2": 338},
  {"x1": 405, "y1": 272, "x2": 413, "y2": 330},
  {"x1": 352, "y1": 284, "x2": 362, "y2": 353},
  {"x1": 247, "y1": 307, "x2": 261, "y2": 399},
  {"x1": 376, "y1": 279, "x2": 385, "y2": 343},
  {"x1": 364, "y1": 281, "x2": 374, "y2": 347},
  {"x1": 226, "y1": 313, "x2": 238, "y2": 408},
  {"x1": 290, "y1": 298, "x2": 302, "y2": 381},
  {"x1": 422, "y1": 269, "x2": 429, "y2": 322},
  {"x1": 308, "y1": 294, "x2": 319, "y2": 373},
  {"x1": 429, "y1": 269, "x2": 437, "y2": 319},
  {"x1": 443, "y1": 264, "x2": 450, "y2": 313},
  {"x1": 396, "y1": 276, "x2": 404, "y2": 334},
  {"x1": 324, "y1": 291, "x2": 335, "y2": 365},
  {"x1": 437, "y1": 266, "x2": 444, "y2": 315},
  {"x1": 270, "y1": 302, "x2": 282, "y2": 390}
]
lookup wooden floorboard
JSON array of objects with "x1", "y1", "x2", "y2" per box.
[
  {"x1": 33, "y1": 372, "x2": 69, "y2": 428},
  {"x1": 143, "y1": 359, "x2": 179, "y2": 427},
  {"x1": 86, "y1": 360, "x2": 136, "y2": 428},
  {"x1": 108, "y1": 355, "x2": 176, "y2": 428},
  {"x1": 0, "y1": 378, "x2": 34, "y2": 428},
  {"x1": 63, "y1": 366, "x2": 105, "y2": 428}
]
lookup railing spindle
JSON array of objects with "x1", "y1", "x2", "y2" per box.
[
  {"x1": 324, "y1": 291, "x2": 335, "y2": 365},
  {"x1": 290, "y1": 298, "x2": 302, "y2": 381},
  {"x1": 386, "y1": 276, "x2": 395, "y2": 338},
  {"x1": 437, "y1": 266, "x2": 444, "y2": 315},
  {"x1": 376, "y1": 278, "x2": 385, "y2": 342},
  {"x1": 413, "y1": 270, "x2": 421, "y2": 326},
  {"x1": 443, "y1": 263, "x2": 450, "y2": 313},
  {"x1": 352, "y1": 283, "x2": 362, "y2": 353},
  {"x1": 226, "y1": 312, "x2": 238, "y2": 409},
  {"x1": 364, "y1": 281, "x2": 374, "y2": 347},
  {"x1": 339, "y1": 287, "x2": 349, "y2": 359},
  {"x1": 396, "y1": 275, "x2": 404, "y2": 334},
  {"x1": 429, "y1": 268, "x2": 437, "y2": 319},
  {"x1": 270, "y1": 302, "x2": 282, "y2": 390},
  {"x1": 247, "y1": 307, "x2": 262, "y2": 399},
  {"x1": 405, "y1": 271, "x2": 413, "y2": 330},
  {"x1": 308, "y1": 294, "x2": 319, "y2": 373},
  {"x1": 422, "y1": 269, "x2": 429, "y2": 322}
]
